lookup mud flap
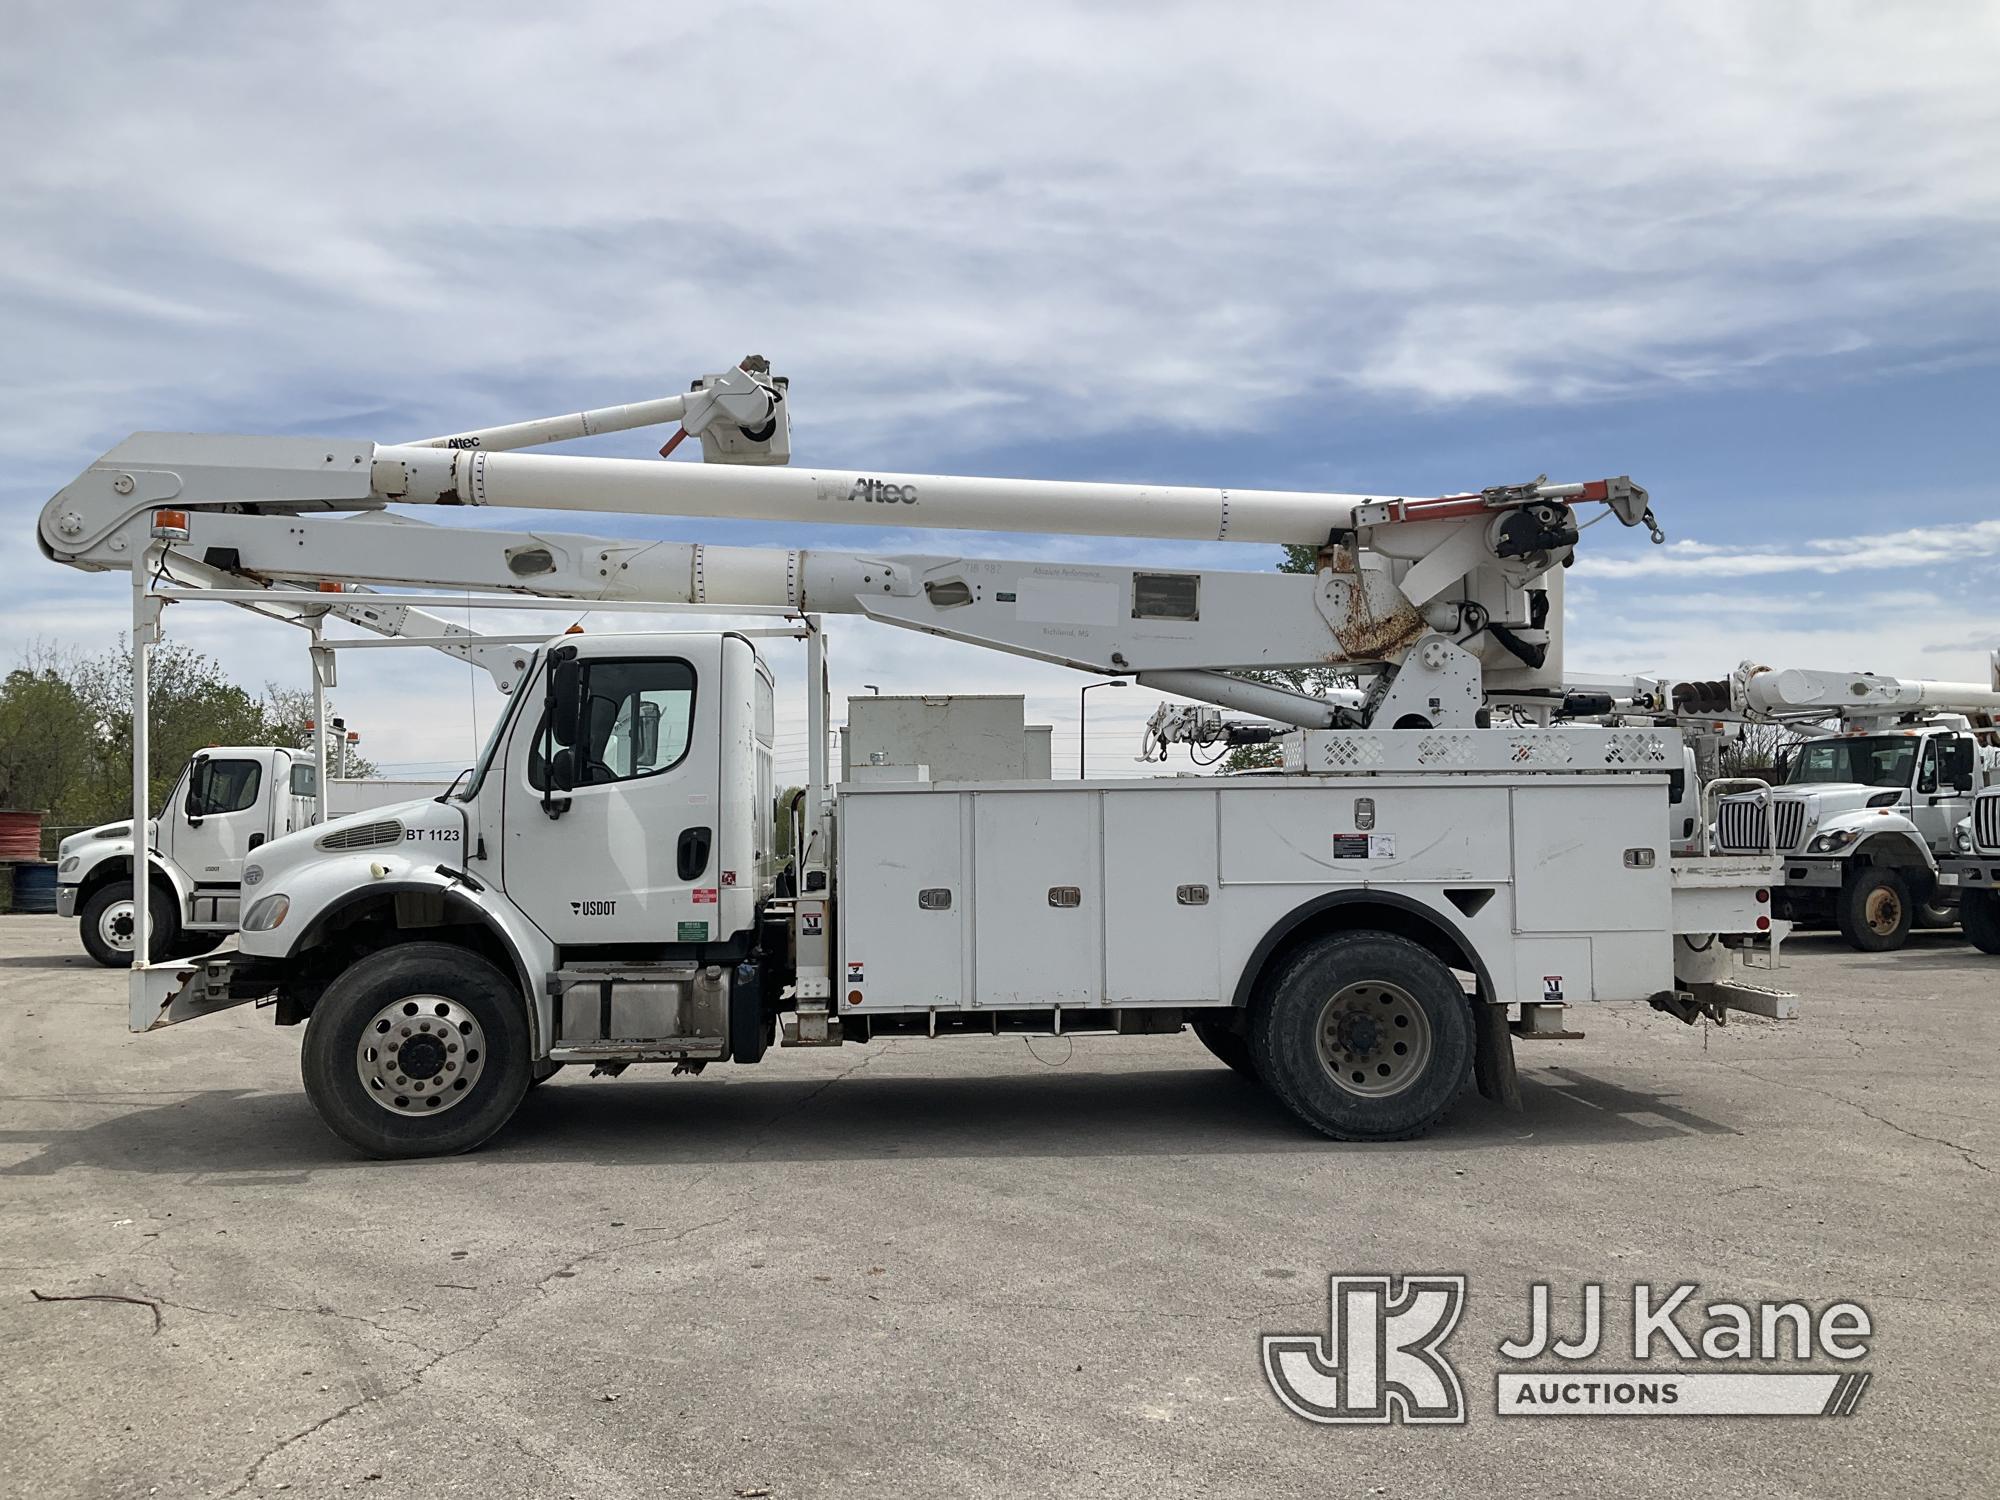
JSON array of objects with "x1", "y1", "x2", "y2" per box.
[{"x1": 1473, "y1": 1001, "x2": 1521, "y2": 1111}]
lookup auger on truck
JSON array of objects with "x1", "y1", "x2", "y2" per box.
[
  {"x1": 39, "y1": 362, "x2": 1792, "y2": 1157},
  {"x1": 1684, "y1": 661, "x2": 2000, "y2": 951}
]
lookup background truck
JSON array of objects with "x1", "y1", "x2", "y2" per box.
[
  {"x1": 1940, "y1": 786, "x2": 2000, "y2": 954},
  {"x1": 1698, "y1": 662, "x2": 2000, "y2": 950},
  {"x1": 39, "y1": 361, "x2": 1791, "y2": 1159}
]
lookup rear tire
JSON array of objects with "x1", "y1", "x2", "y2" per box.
[
  {"x1": 1191, "y1": 1017, "x2": 1257, "y2": 1079},
  {"x1": 1963, "y1": 889, "x2": 2000, "y2": 955},
  {"x1": 1248, "y1": 931, "x2": 1474, "y2": 1141},
  {"x1": 78, "y1": 879, "x2": 179, "y2": 967},
  {"x1": 1836, "y1": 867, "x2": 1912, "y2": 952},
  {"x1": 301, "y1": 942, "x2": 531, "y2": 1159}
]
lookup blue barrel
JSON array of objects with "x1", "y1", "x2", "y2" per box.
[{"x1": 11, "y1": 861, "x2": 57, "y2": 914}]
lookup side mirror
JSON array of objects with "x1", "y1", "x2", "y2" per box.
[
  {"x1": 541, "y1": 648, "x2": 582, "y2": 814},
  {"x1": 185, "y1": 758, "x2": 211, "y2": 822},
  {"x1": 636, "y1": 701, "x2": 661, "y2": 767}
]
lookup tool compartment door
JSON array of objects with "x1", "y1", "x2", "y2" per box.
[
  {"x1": 1511, "y1": 782, "x2": 1669, "y2": 933},
  {"x1": 837, "y1": 789, "x2": 966, "y2": 1008},
  {"x1": 1102, "y1": 788, "x2": 1220, "y2": 1003},
  {"x1": 971, "y1": 790, "x2": 1100, "y2": 1006}
]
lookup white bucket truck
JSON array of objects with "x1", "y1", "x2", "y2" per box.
[{"x1": 39, "y1": 362, "x2": 1790, "y2": 1157}]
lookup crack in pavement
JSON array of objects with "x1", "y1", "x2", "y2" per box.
[
  {"x1": 1711, "y1": 1059, "x2": 1991, "y2": 1173},
  {"x1": 210, "y1": 1211, "x2": 740, "y2": 1498}
]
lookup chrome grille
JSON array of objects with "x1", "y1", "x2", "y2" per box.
[
  {"x1": 1976, "y1": 794, "x2": 2000, "y2": 854},
  {"x1": 1717, "y1": 799, "x2": 1806, "y2": 853},
  {"x1": 317, "y1": 819, "x2": 403, "y2": 852}
]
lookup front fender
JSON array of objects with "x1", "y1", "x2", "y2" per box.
[
  {"x1": 245, "y1": 856, "x2": 555, "y2": 1054},
  {"x1": 1829, "y1": 820, "x2": 1936, "y2": 872}
]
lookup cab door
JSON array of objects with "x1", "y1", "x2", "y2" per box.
[
  {"x1": 500, "y1": 642, "x2": 722, "y2": 946},
  {"x1": 175, "y1": 752, "x2": 270, "y2": 884},
  {"x1": 1912, "y1": 734, "x2": 1972, "y2": 854}
]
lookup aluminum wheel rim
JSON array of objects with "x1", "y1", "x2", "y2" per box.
[
  {"x1": 1315, "y1": 980, "x2": 1433, "y2": 1098},
  {"x1": 1863, "y1": 886, "x2": 1902, "y2": 936},
  {"x1": 355, "y1": 994, "x2": 486, "y2": 1116},
  {"x1": 98, "y1": 899, "x2": 136, "y2": 952}
]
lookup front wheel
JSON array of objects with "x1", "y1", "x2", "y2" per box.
[
  {"x1": 1249, "y1": 931, "x2": 1474, "y2": 1141},
  {"x1": 1963, "y1": 889, "x2": 2000, "y2": 955},
  {"x1": 1836, "y1": 867, "x2": 1913, "y2": 952},
  {"x1": 78, "y1": 879, "x2": 179, "y2": 967},
  {"x1": 301, "y1": 942, "x2": 531, "y2": 1159}
]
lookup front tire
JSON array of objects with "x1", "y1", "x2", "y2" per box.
[
  {"x1": 1962, "y1": 889, "x2": 2000, "y2": 955},
  {"x1": 1836, "y1": 867, "x2": 1913, "y2": 952},
  {"x1": 301, "y1": 942, "x2": 531, "y2": 1159},
  {"x1": 1248, "y1": 931, "x2": 1474, "y2": 1141},
  {"x1": 78, "y1": 879, "x2": 179, "y2": 967}
]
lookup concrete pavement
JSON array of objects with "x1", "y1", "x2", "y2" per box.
[{"x1": 1, "y1": 912, "x2": 1992, "y2": 1497}]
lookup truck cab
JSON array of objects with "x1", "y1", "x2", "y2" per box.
[
  {"x1": 1715, "y1": 723, "x2": 1991, "y2": 950},
  {"x1": 57, "y1": 745, "x2": 317, "y2": 966}
]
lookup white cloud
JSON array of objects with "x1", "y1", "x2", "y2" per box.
[
  {"x1": 3, "y1": 4, "x2": 1998, "y2": 472},
  {"x1": 1580, "y1": 518, "x2": 2000, "y2": 579}
]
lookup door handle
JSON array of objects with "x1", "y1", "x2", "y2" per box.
[{"x1": 678, "y1": 826, "x2": 713, "y2": 882}]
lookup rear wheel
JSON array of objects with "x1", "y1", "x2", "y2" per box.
[
  {"x1": 1191, "y1": 1017, "x2": 1257, "y2": 1079},
  {"x1": 301, "y1": 942, "x2": 531, "y2": 1159},
  {"x1": 1249, "y1": 931, "x2": 1474, "y2": 1141},
  {"x1": 78, "y1": 879, "x2": 179, "y2": 967},
  {"x1": 1963, "y1": 889, "x2": 2000, "y2": 955},
  {"x1": 1836, "y1": 867, "x2": 1912, "y2": 952}
]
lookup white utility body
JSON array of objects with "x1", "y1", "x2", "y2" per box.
[{"x1": 39, "y1": 360, "x2": 1792, "y2": 1157}]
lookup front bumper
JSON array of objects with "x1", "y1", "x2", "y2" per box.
[
  {"x1": 1775, "y1": 858, "x2": 1844, "y2": 890},
  {"x1": 56, "y1": 884, "x2": 77, "y2": 918},
  {"x1": 1942, "y1": 859, "x2": 2000, "y2": 890}
]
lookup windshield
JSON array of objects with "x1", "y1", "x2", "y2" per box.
[
  {"x1": 1785, "y1": 736, "x2": 1917, "y2": 790},
  {"x1": 458, "y1": 648, "x2": 540, "y2": 801}
]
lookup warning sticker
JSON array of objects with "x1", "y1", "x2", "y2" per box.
[
  {"x1": 1369, "y1": 834, "x2": 1396, "y2": 859},
  {"x1": 1332, "y1": 833, "x2": 1370, "y2": 860},
  {"x1": 678, "y1": 921, "x2": 709, "y2": 942},
  {"x1": 692, "y1": 888, "x2": 718, "y2": 904},
  {"x1": 801, "y1": 912, "x2": 824, "y2": 937},
  {"x1": 1543, "y1": 975, "x2": 1564, "y2": 1002},
  {"x1": 721, "y1": 870, "x2": 737, "y2": 887}
]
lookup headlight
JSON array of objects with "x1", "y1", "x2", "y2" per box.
[
  {"x1": 1957, "y1": 827, "x2": 1974, "y2": 853},
  {"x1": 242, "y1": 863, "x2": 264, "y2": 887},
  {"x1": 59, "y1": 856, "x2": 79, "y2": 874},
  {"x1": 243, "y1": 894, "x2": 290, "y2": 932},
  {"x1": 1808, "y1": 829, "x2": 1859, "y2": 853}
]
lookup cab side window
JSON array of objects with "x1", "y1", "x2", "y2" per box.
[
  {"x1": 190, "y1": 758, "x2": 262, "y2": 815},
  {"x1": 1917, "y1": 741, "x2": 1938, "y2": 795},
  {"x1": 531, "y1": 659, "x2": 696, "y2": 790}
]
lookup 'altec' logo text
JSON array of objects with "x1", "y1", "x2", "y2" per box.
[
  {"x1": 1265, "y1": 1277, "x2": 1873, "y2": 1424},
  {"x1": 843, "y1": 478, "x2": 917, "y2": 504}
]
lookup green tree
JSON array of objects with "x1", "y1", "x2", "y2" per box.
[{"x1": 0, "y1": 644, "x2": 99, "y2": 823}]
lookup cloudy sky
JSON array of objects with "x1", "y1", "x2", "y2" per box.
[{"x1": 4, "y1": 2, "x2": 1997, "y2": 782}]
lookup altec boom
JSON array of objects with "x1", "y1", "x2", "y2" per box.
[{"x1": 38, "y1": 361, "x2": 1789, "y2": 1158}]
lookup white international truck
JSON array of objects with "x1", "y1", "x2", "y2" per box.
[
  {"x1": 1692, "y1": 662, "x2": 2000, "y2": 951},
  {"x1": 39, "y1": 362, "x2": 1793, "y2": 1158},
  {"x1": 1937, "y1": 787, "x2": 2000, "y2": 954}
]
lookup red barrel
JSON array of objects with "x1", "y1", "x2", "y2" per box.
[{"x1": 0, "y1": 811, "x2": 43, "y2": 861}]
